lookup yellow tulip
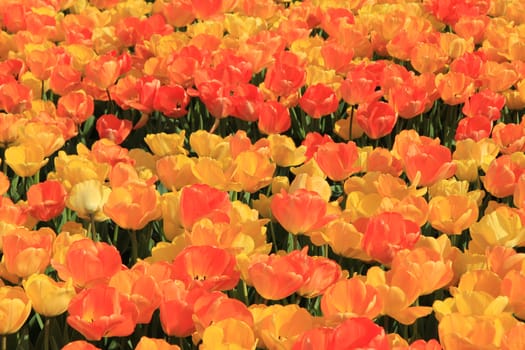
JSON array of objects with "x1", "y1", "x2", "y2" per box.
[
  {"x1": 267, "y1": 134, "x2": 307, "y2": 167},
  {"x1": 201, "y1": 318, "x2": 257, "y2": 350},
  {"x1": 145, "y1": 131, "x2": 187, "y2": 157},
  {"x1": 0, "y1": 286, "x2": 32, "y2": 334},
  {"x1": 5, "y1": 143, "x2": 48, "y2": 177},
  {"x1": 22, "y1": 274, "x2": 76, "y2": 317},
  {"x1": 66, "y1": 179, "x2": 110, "y2": 221}
]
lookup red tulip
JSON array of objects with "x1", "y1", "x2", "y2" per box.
[
  {"x1": 96, "y1": 114, "x2": 132, "y2": 144},
  {"x1": 299, "y1": 83, "x2": 339, "y2": 119}
]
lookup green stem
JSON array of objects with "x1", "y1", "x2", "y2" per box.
[
  {"x1": 44, "y1": 318, "x2": 50, "y2": 350},
  {"x1": 269, "y1": 222, "x2": 278, "y2": 253},
  {"x1": 89, "y1": 214, "x2": 97, "y2": 242},
  {"x1": 130, "y1": 230, "x2": 138, "y2": 264},
  {"x1": 113, "y1": 225, "x2": 119, "y2": 244},
  {"x1": 1, "y1": 335, "x2": 6, "y2": 350},
  {"x1": 241, "y1": 279, "x2": 249, "y2": 305}
]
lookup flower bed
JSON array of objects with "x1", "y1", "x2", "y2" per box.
[{"x1": 1, "y1": 0, "x2": 525, "y2": 349}]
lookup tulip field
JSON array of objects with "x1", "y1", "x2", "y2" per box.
[{"x1": 2, "y1": 0, "x2": 525, "y2": 349}]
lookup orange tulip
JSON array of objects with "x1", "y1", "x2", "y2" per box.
[
  {"x1": 256, "y1": 100, "x2": 292, "y2": 135},
  {"x1": 271, "y1": 189, "x2": 335, "y2": 235},
  {"x1": 264, "y1": 51, "x2": 305, "y2": 97},
  {"x1": 366, "y1": 147, "x2": 403, "y2": 176},
  {"x1": 171, "y1": 245, "x2": 240, "y2": 291},
  {"x1": 435, "y1": 71, "x2": 475, "y2": 105},
  {"x1": 108, "y1": 268, "x2": 161, "y2": 324},
  {"x1": 2, "y1": 227, "x2": 55, "y2": 279},
  {"x1": 159, "y1": 280, "x2": 203, "y2": 337},
  {"x1": 330, "y1": 317, "x2": 389, "y2": 349},
  {"x1": 200, "y1": 318, "x2": 257, "y2": 350},
  {"x1": 135, "y1": 337, "x2": 180, "y2": 350},
  {"x1": 103, "y1": 182, "x2": 161, "y2": 230},
  {"x1": 362, "y1": 211, "x2": 420, "y2": 265},
  {"x1": 355, "y1": 100, "x2": 398, "y2": 139},
  {"x1": 313, "y1": 140, "x2": 360, "y2": 181},
  {"x1": 56, "y1": 90, "x2": 94, "y2": 125},
  {"x1": 48, "y1": 62, "x2": 83, "y2": 97},
  {"x1": 0, "y1": 112, "x2": 26, "y2": 148},
  {"x1": 84, "y1": 52, "x2": 129, "y2": 91},
  {"x1": 410, "y1": 42, "x2": 448, "y2": 74},
  {"x1": 246, "y1": 250, "x2": 307, "y2": 300},
  {"x1": 67, "y1": 284, "x2": 138, "y2": 341},
  {"x1": 492, "y1": 122, "x2": 525, "y2": 154},
  {"x1": 179, "y1": 184, "x2": 231, "y2": 229},
  {"x1": 321, "y1": 277, "x2": 383, "y2": 322},
  {"x1": 0, "y1": 80, "x2": 32, "y2": 114},
  {"x1": 403, "y1": 142, "x2": 456, "y2": 187},
  {"x1": 367, "y1": 266, "x2": 432, "y2": 325},
  {"x1": 340, "y1": 63, "x2": 382, "y2": 106},
  {"x1": 52, "y1": 238, "x2": 122, "y2": 288},
  {"x1": 391, "y1": 247, "x2": 454, "y2": 296},
  {"x1": 297, "y1": 256, "x2": 344, "y2": 298},
  {"x1": 0, "y1": 286, "x2": 32, "y2": 335},
  {"x1": 482, "y1": 154, "x2": 525, "y2": 198},
  {"x1": 192, "y1": 291, "x2": 254, "y2": 340},
  {"x1": 292, "y1": 327, "x2": 334, "y2": 350},
  {"x1": 27, "y1": 180, "x2": 67, "y2": 222},
  {"x1": 61, "y1": 341, "x2": 101, "y2": 350}
]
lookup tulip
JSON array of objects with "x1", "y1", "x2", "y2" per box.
[
  {"x1": 103, "y1": 182, "x2": 161, "y2": 230},
  {"x1": 171, "y1": 245, "x2": 240, "y2": 291},
  {"x1": 144, "y1": 131, "x2": 187, "y2": 157},
  {"x1": 66, "y1": 180, "x2": 111, "y2": 221},
  {"x1": 0, "y1": 286, "x2": 32, "y2": 335},
  {"x1": 362, "y1": 211, "x2": 420, "y2": 265},
  {"x1": 135, "y1": 337, "x2": 180, "y2": 350},
  {"x1": 67, "y1": 285, "x2": 138, "y2": 341},
  {"x1": 22, "y1": 274, "x2": 76, "y2": 317},
  {"x1": 200, "y1": 319, "x2": 257, "y2": 350},
  {"x1": 299, "y1": 83, "x2": 339, "y2": 118},
  {"x1": 178, "y1": 184, "x2": 231, "y2": 229},
  {"x1": 95, "y1": 114, "x2": 132, "y2": 145},
  {"x1": 252, "y1": 304, "x2": 315, "y2": 350},
  {"x1": 52, "y1": 238, "x2": 122, "y2": 288},
  {"x1": 192, "y1": 291, "x2": 254, "y2": 341},
  {"x1": 27, "y1": 180, "x2": 67, "y2": 222},
  {"x1": 321, "y1": 277, "x2": 383, "y2": 322},
  {"x1": 271, "y1": 189, "x2": 335, "y2": 235},
  {"x1": 3, "y1": 227, "x2": 55, "y2": 279},
  {"x1": 5, "y1": 143, "x2": 48, "y2": 177},
  {"x1": 313, "y1": 140, "x2": 360, "y2": 181}
]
